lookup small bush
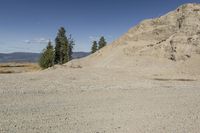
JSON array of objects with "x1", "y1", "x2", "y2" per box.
[{"x1": 193, "y1": 9, "x2": 200, "y2": 12}]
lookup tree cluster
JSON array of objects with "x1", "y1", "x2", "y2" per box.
[
  {"x1": 91, "y1": 36, "x2": 107, "y2": 53},
  {"x1": 39, "y1": 27, "x2": 75, "y2": 69}
]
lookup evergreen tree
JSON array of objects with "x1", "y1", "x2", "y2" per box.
[
  {"x1": 91, "y1": 41, "x2": 98, "y2": 53},
  {"x1": 54, "y1": 36, "x2": 61, "y2": 64},
  {"x1": 68, "y1": 34, "x2": 75, "y2": 60},
  {"x1": 54, "y1": 27, "x2": 69, "y2": 64},
  {"x1": 98, "y1": 36, "x2": 107, "y2": 49},
  {"x1": 39, "y1": 41, "x2": 54, "y2": 69}
]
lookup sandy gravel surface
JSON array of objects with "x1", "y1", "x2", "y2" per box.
[
  {"x1": 1, "y1": 67, "x2": 200, "y2": 133},
  {"x1": 1, "y1": 4, "x2": 200, "y2": 132}
]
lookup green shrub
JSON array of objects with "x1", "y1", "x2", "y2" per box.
[{"x1": 39, "y1": 41, "x2": 54, "y2": 69}]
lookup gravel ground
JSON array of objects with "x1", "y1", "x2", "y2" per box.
[{"x1": 0, "y1": 67, "x2": 200, "y2": 133}]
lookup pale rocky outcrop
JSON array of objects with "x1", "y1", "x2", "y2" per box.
[{"x1": 71, "y1": 3, "x2": 200, "y2": 68}]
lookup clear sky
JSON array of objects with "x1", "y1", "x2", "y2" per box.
[{"x1": 0, "y1": 0, "x2": 199, "y2": 53}]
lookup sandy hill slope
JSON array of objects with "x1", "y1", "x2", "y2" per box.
[{"x1": 68, "y1": 3, "x2": 200, "y2": 75}]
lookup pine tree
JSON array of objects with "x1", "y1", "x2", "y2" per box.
[
  {"x1": 39, "y1": 41, "x2": 54, "y2": 69},
  {"x1": 91, "y1": 41, "x2": 98, "y2": 53},
  {"x1": 54, "y1": 27, "x2": 69, "y2": 64},
  {"x1": 98, "y1": 36, "x2": 107, "y2": 49},
  {"x1": 54, "y1": 36, "x2": 61, "y2": 64},
  {"x1": 68, "y1": 34, "x2": 75, "y2": 60}
]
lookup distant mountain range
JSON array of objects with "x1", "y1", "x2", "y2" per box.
[{"x1": 0, "y1": 52, "x2": 90, "y2": 63}]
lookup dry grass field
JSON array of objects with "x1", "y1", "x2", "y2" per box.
[{"x1": 0, "y1": 63, "x2": 40, "y2": 74}]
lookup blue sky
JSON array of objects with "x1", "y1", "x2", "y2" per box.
[{"x1": 0, "y1": 0, "x2": 199, "y2": 53}]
